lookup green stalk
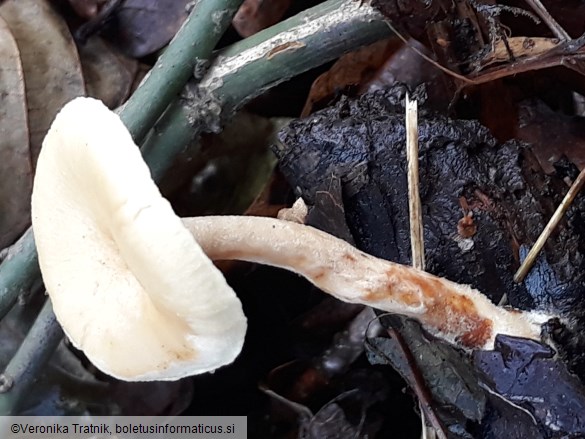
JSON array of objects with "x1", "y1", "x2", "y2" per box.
[
  {"x1": 0, "y1": 300, "x2": 63, "y2": 414},
  {"x1": 0, "y1": 229, "x2": 39, "y2": 320},
  {"x1": 119, "y1": 0, "x2": 244, "y2": 143},
  {"x1": 142, "y1": 0, "x2": 390, "y2": 180}
]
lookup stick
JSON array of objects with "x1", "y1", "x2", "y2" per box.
[
  {"x1": 406, "y1": 95, "x2": 425, "y2": 271},
  {"x1": 514, "y1": 167, "x2": 585, "y2": 283}
]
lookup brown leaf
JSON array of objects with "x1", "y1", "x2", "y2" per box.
[
  {"x1": 301, "y1": 39, "x2": 400, "y2": 116},
  {"x1": 78, "y1": 36, "x2": 138, "y2": 109},
  {"x1": 0, "y1": 16, "x2": 33, "y2": 248},
  {"x1": 65, "y1": 0, "x2": 107, "y2": 20},
  {"x1": 481, "y1": 37, "x2": 560, "y2": 68},
  {"x1": 233, "y1": 0, "x2": 292, "y2": 37},
  {"x1": 0, "y1": 0, "x2": 85, "y2": 169},
  {"x1": 101, "y1": 0, "x2": 191, "y2": 58},
  {"x1": 517, "y1": 99, "x2": 585, "y2": 173},
  {"x1": 359, "y1": 38, "x2": 449, "y2": 107}
]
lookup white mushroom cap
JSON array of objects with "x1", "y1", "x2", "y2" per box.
[{"x1": 31, "y1": 97, "x2": 247, "y2": 381}]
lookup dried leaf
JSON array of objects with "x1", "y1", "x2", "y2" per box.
[
  {"x1": 65, "y1": 0, "x2": 107, "y2": 20},
  {"x1": 78, "y1": 36, "x2": 138, "y2": 109},
  {"x1": 301, "y1": 39, "x2": 399, "y2": 116},
  {"x1": 0, "y1": 16, "x2": 33, "y2": 248},
  {"x1": 306, "y1": 175, "x2": 355, "y2": 244},
  {"x1": 517, "y1": 99, "x2": 585, "y2": 173},
  {"x1": 481, "y1": 37, "x2": 560, "y2": 67},
  {"x1": 359, "y1": 38, "x2": 443, "y2": 96},
  {"x1": 474, "y1": 335, "x2": 585, "y2": 437},
  {"x1": 233, "y1": 0, "x2": 292, "y2": 37},
  {"x1": 366, "y1": 322, "x2": 486, "y2": 423},
  {"x1": 101, "y1": 0, "x2": 191, "y2": 58},
  {"x1": 0, "y1": 0, "x2": 85, "y2": 168}
]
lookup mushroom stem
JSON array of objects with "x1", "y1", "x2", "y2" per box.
[{"x1": 182, "y1": 216, "x2": 549, "y2": 350}]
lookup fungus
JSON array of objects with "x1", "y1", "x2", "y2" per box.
[
  {"x1": 31, "y1": 97, "x2": 247, "y2": 381},
  {"x1": 32, "y1": 97, "x2": 550, "y2": 381}
]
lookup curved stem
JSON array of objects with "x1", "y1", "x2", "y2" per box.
[{"x1": 182, "y1": 216, "x2": 548, "y2": 350}]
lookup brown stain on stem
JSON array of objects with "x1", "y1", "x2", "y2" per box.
[{"x1": 365, "y1": 268, "x2": 493, "y2": 348}]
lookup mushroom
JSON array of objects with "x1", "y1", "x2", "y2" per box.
[
  {"x1": 32, "y1": 97, "x2": 550, "y2": 381},
  {"x1": 31, "y1": 97, "x2": 247, "y2": 381}
]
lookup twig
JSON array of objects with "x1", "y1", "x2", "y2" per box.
[
  {"x1": 0, "y1": 228, "x2": 39, "y2": 321},
  {"x1": 0, "y1": 300, "x2": 63, "y2": 414},
  {"x1": 406, "y1": 95, "x2": 425, "y2": 271},
  {"x1": 141, "y1": 0, "x2": 391, "y2": 179},
  {"x1": 73, "y1": 0, "x2": 123, "y2": 44},
  {"x1": 119, "y1": 0, "x2": 245, "y2": 144},
  {"x1": 524, "y1": 0, "x2": 571, "y2": 41},
  {"x1": 367, "y1": 328, "x2": 448, "y2": 438},
  {"x1": 405, "y1": 96, "x2": 443, "y2": 439},
  {"x1": 514, "y1": 167, "x2": 585, "y2": 283}
]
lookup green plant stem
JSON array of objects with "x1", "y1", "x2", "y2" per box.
[
  {"x1": 0, "y1": 300, "x2": 63, "y2": 414},
  {"x1": 0, "y1": 229, "x2": 39, "y2": 320},
  {"x1": 142, "y1": 0, "x2": 390, "y2": 180},
  {"x1": 119, "y1": 0, "x2": 244, "y2": 143}
]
